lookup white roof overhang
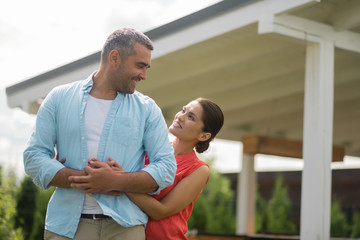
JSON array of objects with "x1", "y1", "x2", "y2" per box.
[
  {"x1": 6, "y1": 0, "x2": 360, "y2": 238},
  {"x1": 7, "y1": 0, "x2": 359, "y2": 157}
]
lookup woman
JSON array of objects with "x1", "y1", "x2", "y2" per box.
[{"x1": 111, "y1": 97, "x2": 224, "y2": 239}]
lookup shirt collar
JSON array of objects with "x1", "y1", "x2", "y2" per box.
[
  {"x1": 82, "y1": 71, "x2": 96, "y2": 93},
  {"x1": 81, "y1": 71, "x2": 128, "y2": 100}
]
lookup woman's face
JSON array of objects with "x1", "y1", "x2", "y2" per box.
[{"x1": 169, "y1": 100, "x2": 207, "y2": 142}]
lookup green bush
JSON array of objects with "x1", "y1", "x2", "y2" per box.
[
  {"x1": 29, "y1": 187, "x2": 55, "y2": 240},
  {"x1": 330, "y1": 198, "x2": 349, "y2": 237},
  {"x1": 0, "y1": 167, "x2": 23, "y2": 240},
  {"x1": 255, "y1": 174, "x2": 297, "y2": 234},
  {"x1": 15, "y1": 176, "x2": 38, "y2": 240},
  {"x1": 255, "y1": 187, "x2": 267, "y2": 233},
  {"x1": 263, "y1": 174, "x2": 296, "y2": 234},
  {"x1": 188, "y1": 159, "x2": 236, "y2": 233},
  {"x1": 350, "y1": 210, "x2": 360, "y2": 238}
]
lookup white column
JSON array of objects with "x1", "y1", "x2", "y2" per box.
[
  {"x1": 236, "y1": 153, "x2": 256, "y2": 235},
  {"x1": 300, "y1": 37, "x2": 334, "y2": 240}
]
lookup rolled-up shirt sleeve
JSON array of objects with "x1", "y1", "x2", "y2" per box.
[
  {"x1": 23, "y1": 88, "x2": 64, "y2": 189},
  {"x1": 142, "y1": 101, "x2": 176, "y2": 194}
]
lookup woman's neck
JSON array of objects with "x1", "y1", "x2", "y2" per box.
[{"x1": 172, "y1": 138, "x2": 196, "y2": 156}]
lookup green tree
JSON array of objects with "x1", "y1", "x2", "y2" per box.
[
  {"x1": 187, "y1": 191, "x2": 210, "y2": 231},
  {"x1": 29, "y1": 187, "x2": 55, "y2": 240},
  {"x1": 0, "y1": 166, "x2": 2, "y2": 185},
  {"x1": 188, "y1": 159, "x2": 236, "y2": 233},
  {"x1": 264, "y1": 174, "x2": 296, "y2": 234},
  {"x1": 350, "y1": 210, "x2": 360, "y2": 238},
  {"x1": 13, "y1": 174, "x2": 55, "y2": 240},
  {"x1": 330, "y1": 198, "x2": 349, "y2": 237},
  {"x1": 255, "y1": 186, "x2": 267, "y2": 233},
  {"x1": 0, "y1": 167, "x2": 23, "y2": 240},
  {"x1": 15, "y1": 176, "x2": 38, "y2": 240}
]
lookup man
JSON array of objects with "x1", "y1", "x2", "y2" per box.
[{"x1": 23, "y1": 28, "x2": 177, "y2": 239}]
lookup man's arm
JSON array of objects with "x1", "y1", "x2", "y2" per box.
[
  {"x1": 23, "y1": 88, "x2": 65, "y2": 189},
  {"x1": 50, "y1": 167, "x2": 87, "y2": 188},
  {"x1": 140, "y1": 101, "x2": 177, "y2": 194},
  {"x1": 68, "y1": 159, "x2": 158, "y2": 193}
]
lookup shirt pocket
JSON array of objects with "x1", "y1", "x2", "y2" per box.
[{"x1": 113, "y1": 117, "x2": 139, "y2": 146}]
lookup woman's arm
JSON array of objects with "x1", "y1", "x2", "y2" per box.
[{"x1": 127, "y1": 165, "x2": 209, "y2": 220}]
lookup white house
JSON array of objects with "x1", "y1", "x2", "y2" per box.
[{"x1": 6, "y1": 0, "x2": 360, "y2": 239}]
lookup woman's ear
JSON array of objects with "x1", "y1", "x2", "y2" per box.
[{"x1": 198, "y1": 132, "x2": 211, "y2": 142}]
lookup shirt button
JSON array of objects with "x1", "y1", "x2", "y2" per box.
[
  {"x1": 81, "y1": 137, "x2": 85, "y2": 140},
  {"x1": 78, "y1": 206, "x2": 82, "y2": 209},
  {"x1": 83, "y1": 160, "x2": 86, "y2": 163},
  {"x1": 80, "y1": 115, "x2": 83, "y2": 119}
]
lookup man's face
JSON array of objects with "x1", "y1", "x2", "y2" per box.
[{"x1": 114, "y1": 42, "x2": 151, "y2": 94}]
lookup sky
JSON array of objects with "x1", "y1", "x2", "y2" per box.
[
  {"x1": 1, "y1": 0, "x2": 359, "y2": 180},
  {"x1": 0, "y1": 0, "x2": 234, "y2": 179}
]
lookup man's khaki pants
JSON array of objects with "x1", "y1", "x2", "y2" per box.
[{"x1": 44, "y1": 218, "x2": 145, "y2": 240}]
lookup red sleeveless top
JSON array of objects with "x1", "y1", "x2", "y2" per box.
[{"x1": 145, "y1": 151, "x2": 208, "y2": 240}]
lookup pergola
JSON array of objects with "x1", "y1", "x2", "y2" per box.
[{"x1": 6, "y1": 0, "x2": 360, "y2": 239}]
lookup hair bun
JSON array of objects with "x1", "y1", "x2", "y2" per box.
[{"x1": 195, "y1": 141, "x2": 210, "y2": 153}]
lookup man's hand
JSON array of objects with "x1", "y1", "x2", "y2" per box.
[
  {"x1": 69, "y1": 157, "x2": 158, "y2": 194},
  {"x1": 68, "y1": 158, "x2": 124, "y2": 194},
  {"x1": 105, "y1": 157, "x2": 126, "y2": 172}
]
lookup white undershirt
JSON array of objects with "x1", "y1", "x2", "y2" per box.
[{"x1": 82, "y1": 95, "x2": 113, "y2": 214}]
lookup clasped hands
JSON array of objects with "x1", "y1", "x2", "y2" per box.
[{"x1": 59, "y1": 155, "x2": 126, "y2": 195}]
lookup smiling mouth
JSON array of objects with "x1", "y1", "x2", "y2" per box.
[
  {"x1": 173, "y1": 121, "x2": 182, "y2": 128},
  {"x1": 133, "y1": 77, "x2": 141, "y2": 82},
  {"x1": 131, "y1": 78, "x2": 141, "y2": 88}
]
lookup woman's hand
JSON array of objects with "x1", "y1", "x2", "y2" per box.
[{"x1": 55, "y1": 153, "x2": 66, "y2": 164}]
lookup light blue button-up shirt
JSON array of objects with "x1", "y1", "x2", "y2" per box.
[{"x1": 23, "y1": 73, "x2": 176, "y2": 238}]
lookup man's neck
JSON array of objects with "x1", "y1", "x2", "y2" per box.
[{"x1": 91, "y1": 71, "x2": 117, "y2": 100}]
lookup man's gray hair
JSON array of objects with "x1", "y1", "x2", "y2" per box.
[{"x1": 101, "y1": 28, "x2": 154, "y2": 62}]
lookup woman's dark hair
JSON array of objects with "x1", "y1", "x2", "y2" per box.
[{"x1": 195, "y1": 98, "x2": 224, "y2": 153}]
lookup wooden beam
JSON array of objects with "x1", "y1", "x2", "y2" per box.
[{"x1": 242, "y1": 135, "x2": 344, "y2": 162}]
